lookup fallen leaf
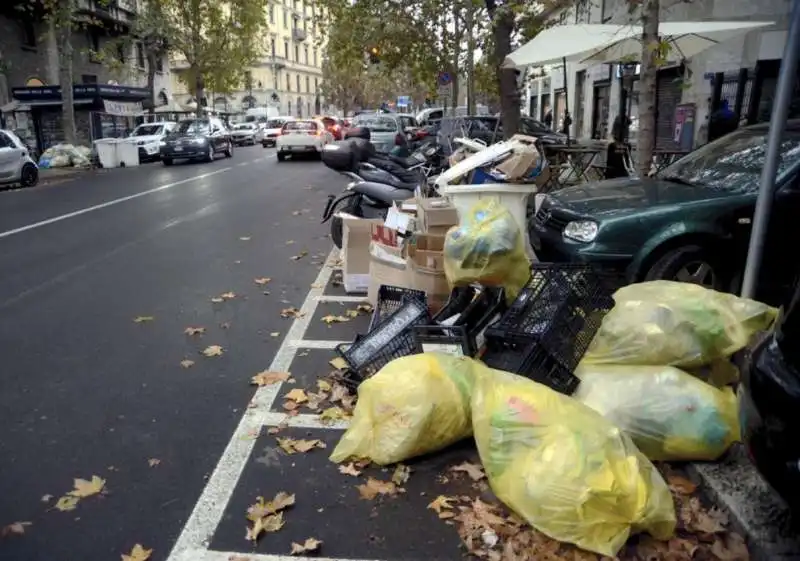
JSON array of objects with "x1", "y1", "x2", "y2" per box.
[
  {"x1": 184, "y1": 326, "x2": 206, "y2": 336},
  {"x1": 281, "y1": 307, "x2": 304, "y2": 319},
  {"x1": 180, "y1": 359, "x2": 195, "y2": 369},
  {"x1": 121, "y1": 544, "x2": 153, "y2": 561},
  {"x1": 305, "y1": 391, "x2": 327, "y2": 411},
  {"x1": 450, "y1": 462, "x2": 485, "y2": 482},
  {"x1": 392, "y1": 464, "x2": 411, "y2": 486},
  {"x1": 338, "y1": 463, "x2": 362, "y2": 477},
  {"x1": 345, "y1": 309, "x2": 360, "y2": 318},
  {"x1": 251, "y1": 371, "x2": 290, "y2": 387},
  {"x1": 282, "y1": 401, "x2": 299, "y2": 411},
  {"x1": 254, "y1": 277, "x2": 272, "y2": 285},
  {"x1": 291, "y1": 251, "x2": 308, "y2": 261},
  {"x1": 668, "y1": 474, "x2": 698, "y2": 495},
  {"x1": 276, "y1": 438, "x2": 326, "y2": 454},
  {"x1": 310, "y1": 283, "x2": 323, "y2": 289},
  {"x1": 711, "y1": 532, "x2": 749, "y2": 560},
  {"x1": 41, "y1": 494, "x2": 52, "y2": 502},
  {"x1": 247, "y1": 492, "x2": 296, "y2": 520},
  {"x1": 329, "y1": 357, "x2": 348, "y2": 370},
  {"x1": 428, "y1": 495, "x2": 457, "y2": 514},
  {"x1": 148, "y1": 458, "x2": 161, "y2": 468},
  {"x1": 317, "y1": 380, "x2": 332, "y2": 392},
  {"x1": 321, "y1": 315, "x2": 350, "y2": 324},
  {"x1": 290, "y1": 537, "x2": 322, "y2": 555},
  {"x1": 357, "y1": 303, "x2": 374, "y2": 313},
  {"x1": 202, "y1": 345, "x2": 224, "y2": 357},
  {"x1": 220, "y1": 292, "x2": 236, "y2": 300},
  {"x1": 284, "y1": 388, "x2": 308, "y2": 404},
  {"x1": 239, "y1": 236, "x2": 251, "y2": 241},
  {"x1": 133, "y1": 316, "x2": 155, "y2": 323},
  {"x1": 54, "y1": 495, "x2": 80, "y2": 512},
  {"x1": 245, "y1": 512, "x2": 285, "y2": 542},
  {"x1": 211, "y1": 297, "x2": 224, "y2": 303},
  {"x1": 357, "y1": 477, "x2": 398, "y2": 500},
  {"x1": 69, "y1": 475, "x2": 106, "y2": 498},
  {"x1": 1, "y1": 521, "x2": 31, "y2": 537},
  {"x1": 319, "y1": 407, "x2": 348, "y2": 423}
]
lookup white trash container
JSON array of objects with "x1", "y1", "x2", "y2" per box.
[
  {"x1": 93, "y1": 139, "x2": 119, "y2": 169},
  {"x1": 441, "y1": 183, "x2": 539, "y2": 260},
  {"x1": 116, "y1": 139, "x2": 140, "y2": 167}
]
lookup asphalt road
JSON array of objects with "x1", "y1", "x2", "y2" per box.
[{"x1": 0, "y1": 147, "x2": 344, "y2": 560}]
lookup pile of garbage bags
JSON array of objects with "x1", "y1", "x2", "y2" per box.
[
  {"x1": 328, "y1": 281, "x2": 778, "y2": 556},
  {"x1": 38, "y1": 144, "x2": 92, "y2": 169}
]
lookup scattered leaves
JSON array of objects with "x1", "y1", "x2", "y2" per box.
[
  {"x1": 1, "y1": 521, "x2": 31, "y2": 537},
  {"x1": 251, "y1": 371, "x2": 290, "y2": 387},
  {"x1": 121, "y1": 544, "x2": 153, "y2": 561},
  {"x1": 148, "y1": 458, "x2": 161, "y2": 468},
  {"x1": 220, "y1": 292, "x2": 236, "y2": 300},
  {"x1": 450, "y1": 462, "x2": 486, "y2": 482},
  {"x1": 317, "y1": 380, "x2": 332, "y2": 392},
  {"x1": 281, "y1": 307, "x2": 304, "y2": 319},
  {"x1": 276, "y1": 438, "x2": 326, "y2": 454},
  {"x1": 290, "y1": 537, "x2": 322, "y2": 555},
  {"x1": 427, "y1": 495, "x2": 457, "y2": 515},
  {"x1": 284, "y1": 388, "x2": 308, "y2": 404},
  {"x1": 183, "y1": 326, "x2": 206, "y2": 336},
  {"x1": 202, "y1": 345, "x2": 224, "y2": 357},
  {"x1": 291, "y1": 251, "x2": 308, "y2": 261},
  {"x1": 345, "y1": 309, "x2": 360, "y2": 318},
  {"x1": 668, "y1": 474, "x2": 698, "y2": 495},
  {"x1": 392, "y1": 464, "x2": 411, "y2": 486},
  {"x1": 180, "y1": 359, "x2": 195, "y2": 369},
  {"x1": 254, "y1": 277, "x2": 272, "y2": 285},
  {"x1": 319, "y1": 406, "x2": 348, "y2": 423},
  {"x1": 133, "y1": 316, "x2": 155, "y2": 323},
  {"x1": 321, "y1": 315, "x2": 350, "y2": 324},
  {"x1": 246, "y1": 492, "x2": 295, "y2": 542},
  {"x1": 357, "y1": 303, "x2": 374, "y2": 313},
  {"x1": 69, "y1": 476, "x2": 106, "y2": 498},
  {"x1": 54, "y1": 495, "x2": 79, "y2": 512},
  {"x1": 329, "y1": 357, "x2": 348, "y2": 370},
  {"x1": 357, "y1": 477, "x2": 398, "y2": 500},
  {"x1": 338, "y1": 463, "x2": 362, "y2": 477}
]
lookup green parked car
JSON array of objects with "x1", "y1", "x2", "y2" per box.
[{"x1": 531, "y1": 121, "x2": 800, "y2": 304}]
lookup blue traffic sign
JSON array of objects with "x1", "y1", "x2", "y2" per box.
[
  {"x1": 437, "y1": 71, "x2": 452, "y2": 86},
  {"x1": 397, "y1": 95, "x2": 411, "y2": 107}
]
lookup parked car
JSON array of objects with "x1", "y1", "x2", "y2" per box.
[
  {"x1": 261, "y1": 117, "x2": 295, "y2": 148},
  {"x1": 276, "y1": 119, "x2": 334, "y2": 161},
  {"x1": 350, "y1": 113, "x2": 409, "y2": 154},
  {"x1": 160, "y1": 117, "x2": 233, "y2": 165},
  {"x1": 531, "y1": 120, "x2": 800, "y2": 305},
  {"x1": 230, "y1": 122, "x2": 258, "y2": 146},
  {"x1": 0, "y1": 129, "x2": 38, "y2": 188},
  {"x1": 129, "y1": 121, "x2": 176, "y2": 162}
]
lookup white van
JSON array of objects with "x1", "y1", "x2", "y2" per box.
[{"x1": 244, "y1": 107, "x2": 279, "y2": 125}]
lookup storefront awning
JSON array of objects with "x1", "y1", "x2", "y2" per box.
[
  {"x1": 1, "y1": 100, "x2": 31, "y2": 113},
  {"x1": 505, "y1": 20, "x2": 775, "y2": 69}
]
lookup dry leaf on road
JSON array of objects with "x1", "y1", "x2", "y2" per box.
[
  {"x1": 251, "y1": 371, "x2": 290, "y2": 387},
  {"x1": 321, "y1": 315, "x2": 350, "y2": 324},
  {"x1": 357, "y1": 477, "x2": 398, "y2": 500},
  {"x1": 210, "y1": 297, "x2": 224, "y2": 303},
  {"x1": 317, "y1": 380, "x2": 332, "y2": 392},
  {"x1": 277, "y1": 438, "x2": 326, "y2": 454},
  {"x1": 338, "y1": 463, "x2": 362, "y2": 477},
  {"x1": 246, "y1": 492, "x2": 294, "y2": 542},
  {"x1": 427, "y1": 495, "x2": 457, "y2": 514},
  {"x1": 202, "y1": 345, "x2": 224, "y2": 357},
  {"x1": 319, "y1": 407, "x2": 348, "y2": 423},
  {"x1": 54, "y1": 496, "x2": 79, "y2": 512},
  {"x1": 450, "y1": 462, "x2": 486, "y2": 482},
  {"x1": 254, "y1": 277, "x2": 272, "y2": 285},
  {"x1": 291, "y1": 251, "x2": 308, "y2": 261},
  {"x1": 133, "y1": 316, "x2": 155, "y2": 323},
  {"x1": 392, "y1": 465, "x2": 411, "y2": 486},
  {"x1": 121, "y1": 544, "x2": 153, "y2": 561},
  {"x1": 284, "y1": 388, "x2": 308, "y2": 404},
  {"x1": 180, "y1": 360, "x2": 195, "y2": 369},
  {"x1": 345, "y1": 309, "x2": 360, "y2": 318},
  {"x1": 668, "y1": 474, "x2": 698, "y2": 495},
  {"x1": 290, "y1": 537, "x2": 322, "y2": 555},
  {"x1": 184, "y1": 327, "x2": 206, "y2": 336},
  {"x1": 69, "y1": 475, "x2": 106, "y2": 498},
  {"x1": 220, "y1": 292, "x2": 236, "y2": 300},
  {"x1": 41, "y1": 494, "x2": 52, "y2": 502},
  {"x1": 148, "y1": 458, "x2": 161, "y2": 468},
  {"x1": 281, "y1": 307, "x2": 304, "y2": 319},
  {"x1": 357, "y1": 303, "x2": 374, "y2": 313},
  {"x1": 329, "y1": 357, "x2": 348, "y2": 370},
  {"x1": 245, "y1": 513, "x2": 285, "y2": 542},
  {"x1": 1, "y1": 521, "x2": 31, "y2": 537}
]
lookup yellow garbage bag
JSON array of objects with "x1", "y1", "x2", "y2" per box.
[
  {"x1": 330, "y1": 353, "x2": 483, "y2": 465},
  {"x1": 443, "y1": 198, "x2": 530, "y2": 304},
  {"x1": 584, "y1": 280, "x2": 777, "y2": 368},
  {"x1": 575, "y1": 363, "x2": 740, "y2": 461},
  {"x1": 472, "y1": 369, "x2": 676, "y2": 557}
]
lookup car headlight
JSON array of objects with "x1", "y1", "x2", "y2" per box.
[
  {"x1": 159, "y1": 141, "x2": 166, "y2": 147},
  {"x1": 192, "y1": 138, "x2": 207, "y2": 145},
  {"x1": 563, "y1": 221, "x2": 598, "y2": 243}
]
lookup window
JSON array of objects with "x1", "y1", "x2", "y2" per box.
[
  {"x1": 294, "y1": 45, "x2": 299, "y2": 61},
  {"x1": 284, "y1": 40, "x2": 289, "y2": 58},
  {"x1": 81, "y1": 74, "x2": 98, "y2": 84},
  {"x1": 286, "y1": 74, "x2": 291, "y2": 91},
  {"x1": 156, "y1": 56, "x2": 163, "y2": 72},
  {"x1": 0, "y1": 132, "x2": 13, "y2": 149},
  {"x1": 601, "y1": 0, "x2": 610, "y2": 23},
  {"x1": 293, "y1": 15, "x2": 299, "y2": 29},
  {"x1": 283, "y1": 8, "x2": 287, "y2": 27},
  {"x1": 314, "y1": 77, "x2": 318, "y2": 92},
  {"x1": 136, "y1": 43, "x2": 145, "y2": 68},
  {"x1": 304, "y1": 46, "x2": 308, "y2": 64},
  {"x1": 269, "y1": 5, "x2": 274, "y2": 24},
  {"x1": 20, "y1": 20, "x2": 36, "y2": 48},
  {"x1": 313, "y1": 49, "x2": 317, "y2": 67},
  {"x1": 305, "y1": 76, "x2": 309, "y2": 92},
  {"x1": 116, "y1": 44, "x2": 126, "y2": 63},
  {"x1": 271, "y1": 38, "x2": 276, "y2": 57},
  {"x1": 296, "y1": 74, "x2": 300, "y2": 91},
  {"x1": 88, "y1": 30, "x2": 101, "y2": 62}
]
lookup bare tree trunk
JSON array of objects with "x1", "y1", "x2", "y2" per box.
[
  {"x1": 491, "y1": 5, "x2": 520, "y2": 138},
  {"x1": 637, "y1": 0, "x2": 660, "y2": 177},
  {"x1": 465, "y1": 2, "x2": 476, "y2": 115},
  {"x1": 193, "y1": 67, "x2": 206, "y2": 109},
  {"x1": 53, "y1": 1, "x2": 77, "y2": 145},
  {"x1": 451, "y1": 2, "x2": 461, "y2": 114},
  {"x1": 146, "y1": 51, "x2": 158, "y2": 115}
]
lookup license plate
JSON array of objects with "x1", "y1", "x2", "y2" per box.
[{"x1": 174, "y1": 147, "x2": 183, "y2": 152}]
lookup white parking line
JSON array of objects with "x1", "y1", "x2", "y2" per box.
[
  {"x1": 188, "y1": 549, "x2": 383, "y2": 561},
  {"x1": 288, "y1": 339, "x2": 347, "y2": 350},
  {"x1": 261, "y1": 412, "x2": 349, "y2": 431},
  {"x1": 0, "y1": 167, "x2": 232, "y2": 239},
  {"x1": 166, "y1": 247, "x2": 341, "y2": 561}
]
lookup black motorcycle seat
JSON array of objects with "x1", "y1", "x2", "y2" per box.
[
  {"x1": 367, "y1": 157, "x2": 419, "y2": 183},
  {"x1": 356, "y1": 181, "x2": 415, "y2": 203},
  {"x1": 388, "y1": 154, "x2": 418, "y2": 168},
  {"x1": 386, "y1": 177, "x2": 419, "y2": 191}
]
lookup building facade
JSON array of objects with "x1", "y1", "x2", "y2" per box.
[
  {"x1": 0, "y1": 0, "x2": 173, "y2": 150},
  {"x1": 170, "y1": 0, "x2": 328, "y2": 118},
  {"x1": 524, "y1": 0, "x2": 795, "y2": 150}
]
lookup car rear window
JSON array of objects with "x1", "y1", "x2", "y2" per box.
[
  {"x1": 284, "y1": 121, "x2": 318, "y2": 131},
  {"x1": 353, "y1": 117, "x2": 397, "y2": 132}
]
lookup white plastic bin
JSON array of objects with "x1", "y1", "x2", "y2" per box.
[
  {"x1": 93, "y1": 139, "x2": 119, "y2": 169},
  {"x1": 441, "y1": 183, "x2": 538, "y2": 260},
  {"x1": 116, "y1": 139, "x2": 140, "y2": 167}
]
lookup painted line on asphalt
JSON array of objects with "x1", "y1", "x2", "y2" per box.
[
  {"x1": 262, "y1": 412, "x2": 349, "y2": 430},
  {"x1": 315, "y1": 295, "x2": 368, "y2": 303},
  {"x1": 190, "y1": 549, "x2": 383, "y2": 561},
  {"x1": 0, "y1": 167, "x2": 232, "y2": 240},
  {"x1": 237, "y1": 161, "x2": 249, "y2": 167},
  {"x1": 288, "y1": 339, "x2": 347, "y2": 350},
  {"x1": 166, "y1": 247, "x2": 339, "y2": 561}
]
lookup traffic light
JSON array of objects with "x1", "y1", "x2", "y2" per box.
[{"x1": 368, "y1": 46, "x2": 380, "y2": 65}]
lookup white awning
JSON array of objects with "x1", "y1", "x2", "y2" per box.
[{"x1": 506, "y1": 20, "x2": 775, "y2": 69}]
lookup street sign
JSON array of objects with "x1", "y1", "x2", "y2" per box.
[
  {"x1": 397, "y1": 95, "x2": 411, "y2": 107},
  {"x1": 437, "y1": 71, "x2": 452, "y2": 87}
]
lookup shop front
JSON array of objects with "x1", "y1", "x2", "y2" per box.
[
  {"x1": 11, "y1": 84, "x2": 151, "y2": 153},
  {"x1": 588, "y1": 64, "x2": 612, "y2": 139}
]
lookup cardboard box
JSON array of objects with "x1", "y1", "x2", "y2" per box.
[
  {"x1": 408, "y1": 234, "x2": 450, "y2": 313},
  {"x1": 341, "y1": 215, "x2": 383, "y2": 293},
  {"x1": 494, "y1": 134, "x2": 543, "y2": 180},
  {"x1": 367, "y1": 241, "x2": 410, "y2": 305},
  {"x1": 418, "y1": 197, "x2": 459, "y2": 236}
]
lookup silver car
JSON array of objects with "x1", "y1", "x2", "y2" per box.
[
  {"x1": 230, "y1": 123, "x2": 258, "y2": 145},
  {"x1": 351, "y1": 114, "x2": 407, "y2": 154}
]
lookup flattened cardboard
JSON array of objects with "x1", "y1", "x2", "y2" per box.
[
  {"x1": 341, "y1": 215, "x2": 383, "y2": 293},
  {"x1": 418, "y1": 197, "x2": 459, "y2": 235},
  {"x1": 368, "y1": 241, "x2": 410, "y2": 305}
]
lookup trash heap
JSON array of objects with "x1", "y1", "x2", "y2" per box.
[
  {"x1": 333, "y1": 193, "x2": 778, "y2": 557},
  {"x1": 38, "y1": 144, "x2": 92, "y2": 169}
]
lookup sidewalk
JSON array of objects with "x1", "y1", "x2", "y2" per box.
[{"x1": 38, "y1": 166, "x2": 96, "y2": 186}]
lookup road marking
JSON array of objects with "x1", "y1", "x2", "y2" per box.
[
  {"x1": 261, "y1": 412, "x2": 349, "y2": 430},
  {"x1": 237, "y1": 161, "x2": 249, "y2": 167},
  {"x1": 166, "y1": 247, "x2": 339, "y2": 561},
  {"x1": 188, "y1": 549, "x2": 384, "y2": 561},
  {"x1": 315, "y1": 295, "x2": 368, "y2": 303},
  {"x1": 0, "y1": 167, "x2": 232, "y2": 240},
  {"x1": 288, "y1": 339, "x2": 347, "y2": 349}
]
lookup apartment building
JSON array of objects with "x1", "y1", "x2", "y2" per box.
[
  {"x1": 524, "y1": 0, "x2": 794, "y2": 149},
  {"x1": 170, "y1": 0, "x2": 327, "y2": 118},
  {"x1": 0, "y1": 0, "x2": 174, "y2": 150}
]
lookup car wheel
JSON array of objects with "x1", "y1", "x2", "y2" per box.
[
  {"x1": 277, "y1": 152, "x2": 286, "y2": 162},
  {"x1": 644, "y1": 245, "x2": 727, "y2": 290},
  {"x1": 20, "y1": 163, "x2": 38, "y2": 187},
  {"x1": 225, "y1": 142, "x2": 233, "y2": 158},
  {"x1": 205, "y1": 144, "x2": 214, "y2": 163},
  {"x1": 163, "y1": 158, "x2": 173, "y2": 166}
]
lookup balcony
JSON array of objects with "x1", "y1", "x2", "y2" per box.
[
  {"x1": 292, "y1": 28, "x2": 307, "y2": 42},
  {"x1": 75, "y1": 0, "x2": 136, "y2": 27}
]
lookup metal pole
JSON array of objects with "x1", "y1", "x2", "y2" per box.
[
  {"x1": 741, "y1": 4, "x2": 800, "y2": 299},
  {"x1": 562, "y1": 57, "x2": 571, "y2": 144}
]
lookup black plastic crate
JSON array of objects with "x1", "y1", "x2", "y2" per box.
[
  {"x1": 369, "y1": 285, "x2": 428, "y2": 331},
  {"x1": 336, "y1": 298, "x2": 431, "y2": 386},
  {"x1": 412, "y1": 286, "x2": 506, "y2": 357}
]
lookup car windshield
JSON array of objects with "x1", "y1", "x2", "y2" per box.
[
  {"x1": 284, "y1": 121, "x2": 317, "y2": 131},
  {"x1": 233, "y1": 124, "x2": 254, "y2": 130},
  {"x1": 132, "y1": 125, "x2": 163, "y2": 136},
  {"x1": 175, "y1": 120, "x2": 210, "y2": 134},
  {"x1": 266, "y1": 119, "x2": 285, "y2": 128},
  {"x1": 353, "y1": 117, "x2": 397, "y2": 133},
  {"x1": 660, "y1": 129, "x2": 800, "y2": 193}
]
